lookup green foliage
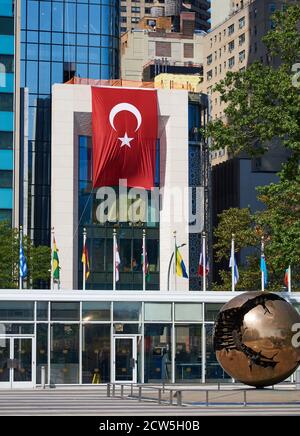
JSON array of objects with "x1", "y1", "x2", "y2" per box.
[
  {"x1": 205, "y1": 5, "x2": 300, "y2": 181},
  {"x1": 0, "y1": 222, "x2": 51, "y2": 289}
]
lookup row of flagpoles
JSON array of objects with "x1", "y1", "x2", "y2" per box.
[{"x1": 18, "y1": 226, "x2": 292, "y2": 292}]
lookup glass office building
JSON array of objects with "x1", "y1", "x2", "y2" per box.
[
  {"x1": 0, "y1": 0, "x2": 14, "y2": 225},
  {"x1": 20, "y1": 0, "x2": 120, "y2": 245}
]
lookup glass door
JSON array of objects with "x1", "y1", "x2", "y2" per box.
[
  {"x1": 113, "y1": 337, "x2": 137, "y2": 383},
  {"x1": 0, "y1": 337, "x2": 34, "y2": 388}
]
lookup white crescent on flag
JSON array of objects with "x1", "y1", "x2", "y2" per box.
[{"x1": 109, "y1": 103, "x2": 142, "y2": 132}]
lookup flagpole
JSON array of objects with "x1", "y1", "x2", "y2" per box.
[
  {"x1": 143, "y1": 229, "x2": 146, "y2": 292},
  {"x1": 173, "y1": 231, "x2": 177, "y2": 291},
  {"x1": 51, "y1": 227, "x2": 54, "y2": 290},
  {"x1": 83, "y1": 227, "x2": 87, "y2": 291},
  {"x1": 261, "y1": 236, "x2": 265, "y2": 292},
  {"x1": 113, "y1": 229, "x2": 116, "y2": 291},
  {"x1": 19, "y1": 225, "x2": 23, "y2": 290},
  {"x1": 231, "y1": 234, "x2": 235, "y2": 292},
  {"x1": 288, "y1": 265, "x2": 292, "y2": 293},
  {"x1": 202, "y1": 232, "x2": 206, "y2": 292}
]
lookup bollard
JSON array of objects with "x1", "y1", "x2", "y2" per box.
[
  {"x1": 107, "y1": 383, "x2": 111, "y2": 397},
  {"x1": 41, "y1": 366, "x2": 46, "y2": 389},
  {"x1": 177, "y1": 391, "x2": 182, "y2": 407},
  {"x1": 206, "y1": 390, "x2": 209, "y2": 406},
  {"x1": 169, "y1": 390, "x2": 173, "y2": 405},
  {"x1": 121, "y1": 384, "x2": 124, "y2": 399},
  {"x1": 112, "y1": 384, "x2": 115, "y2": 397},
  {"x1": 162, "y1": 382, "x2": 165, "y2": 394},
  {"x1": 218, "y1": 382, "x2": 220, "y2": 391},
  {"x1": 243, "y1": 390, "x2": 247, "y2": 407},
  {"x1": 158, "y1": 389, "x2": 161, "y2": 404},
  {"x1": 138, "y1": 386, "x2": 142, "y2": 402},
  {"x1": 131, "y1": 384, "x2": 133, "y2": 397}
]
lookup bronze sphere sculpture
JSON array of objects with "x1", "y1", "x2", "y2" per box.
[{"x1": 213, "y1": 291, "x2": 300, "y2": 387}]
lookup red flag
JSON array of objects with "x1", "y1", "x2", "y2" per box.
[
  {"x1": 284, "y1": 268, "x2": 289, "y2": 287},
  {"x1": 198, "y1": 253, "x2": 209, "y2": 277},
  {"x1": 92, "y1": 87, "x2": 158, "y2": 190}
]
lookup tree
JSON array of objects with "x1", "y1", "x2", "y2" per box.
[
  {"x1": 205, "y1": 5, "x2": 300, "y2": 181},
  {"x1": 0, "y1": 222, "x2": 51, "y2": 289}
]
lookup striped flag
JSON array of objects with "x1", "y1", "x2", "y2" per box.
[
  {"x1": 19, "y1": 242, "x2": 27, "y2": 279},
  {"x1": 52, "y1": 238, "x2": 60, "y2": 283},
  {"x1": 115, "y1": 239, "x2": 120, "y2": 283},
  {"x1": 175, "y1": 245, "x2": 188, "y2": 278}
]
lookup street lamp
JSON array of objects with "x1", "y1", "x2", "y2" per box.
[{"x1": 167, "y1": 243, "x2": 186, "y2": 291}]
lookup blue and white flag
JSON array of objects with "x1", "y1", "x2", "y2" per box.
[
  {"x1": 19, "y1": 243, "x2": 27, "y2": 279},
  {"x1": 260, "y1": 255, "x2": 268, "y2": 287},
  {"x1": 229, "y1": 252, "x2": 239, "y2": 286}
]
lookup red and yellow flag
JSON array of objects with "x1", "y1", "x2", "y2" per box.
[{"x1": 82, "y1": 244, "x2": 90, "y2": 280}]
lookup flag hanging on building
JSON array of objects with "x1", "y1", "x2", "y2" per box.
[
  {"x1": 260, "y1": 254, "x2": 268, "y2": 287},
  {"x1": 198, "y1": 253, "x2": 209, "y2": 277},
  {"x1": 142, "y1": 250, "x2": 150, "y2": 282},
  {"x1": 53, "y1": 238, "x2": 60, "y2": 283},
  {"x1": 19, "y1": 242, "x2": 27, "y2": 279},
  {"x1": 176, "y1": 246, "x2": 188, "y2": 278},
  {"x1": 92, "y1": 87, "x2": 158, "y2": 190},
  {"x1": 81, "y1": 243, "x2": 90, "y2": 280},
  {"x1": 229, "y1": 252, "x2": 239, "y2": 286},
  {"x1": 115, "y1": 239, "x2": 121, "y2": 283}
]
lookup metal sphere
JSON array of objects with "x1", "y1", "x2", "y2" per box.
[{"x1": 213, "y1": 291, "x2": 300, "y2": 387}]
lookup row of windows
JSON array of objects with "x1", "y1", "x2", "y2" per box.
[
  {"x1": 21, "y1": 31, "x2": 117, "y2": 47},
  {"x1": 207, "y1": 33, "x2": 245, "y2": 65},
  {"x1": 206, "y1": 51, "x2": 245, "y2": 80},
  {"x1": 209, "y1": 16, "x2": 246, "y2": 47},
  {"x1": 0, "y1": 170, "x2": 13, "y2": 188},
  {"x1": 0, "y1": 131, "x2": 13, "y2": 150}
]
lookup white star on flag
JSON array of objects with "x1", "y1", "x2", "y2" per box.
[{"x1": 118, "y1": 132, "x2": 133, "y2": 148}]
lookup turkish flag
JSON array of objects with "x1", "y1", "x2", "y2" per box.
[{"x1": 92, "y1": 87, "x2": 158, "y2": 190}]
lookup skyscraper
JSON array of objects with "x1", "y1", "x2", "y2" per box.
[
  {"x1": 20, "y1": 0, "x2": 120, "y2": 245},
  {"x1": 0, "y1": 0, "x2": 15, "y2": 226}
]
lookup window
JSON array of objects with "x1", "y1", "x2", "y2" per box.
[
  {"x1": 0, "y1": 302, "x2": 34, "y2": 321},
  {"x1": 145, "y1": 7, "x2": 151, "y2": 14},
  {"x1": 144, "y1": 303, "x2": 172, "y2": 321},
  {"x1": 121, "y1": 16, "x2": 127, "y2": 23},
  {"x1": 131, "y1": 6, "x2": 140, "y2": 13},
  {"x1": 228, "y1": 40, "x2": 235, "y2": 52},
  {"x1": 0, "y1": 171, "x2": 13, "y2": 188},
  {"x1": 228, "y1": 24, "x2": 234, "y2": 36},
  {"x1": 0, "y1": 93, "x2": 13, "y2": 112},
  {"x1": 228, "y1": 56, "x2": 235, "y2": 69},
  {"x1": 207, "y1": 69, "x2": 213, "y2": 81},
  {"x1": 121, "y1": 6, "x2": 126, "y2": 12},
  {"x1": 184, "y1": 43, "x2": 194, "y2": 58},
  {"x1": 51, "y1": 302, "x2": 80, "y2": 321},
  {"x1": 155, "y1": 41, "x2": 171, "y2": 57},
  {"x1": 239, "y1": 16, "x2": 245, "y2": 29},
  {"x1": 0, "y1": 17, "x2": 14, "y2": 35},
  {"x1": 131, "y1": 17, "x2": 139, "y2": 23},
  {"x1": 239, "y1": 50, "x2": 246, "y2": 62},
  {"x1": 0, "y1": 131, "x2": 13, "y2": 149},
  {"x1": 219, "y1": 48, "x2": 221, "y2": 58},
  {"x1": 239, "y1": 33, "x2": 245, "y2": 45},
  {"x1": 0, "y1": 55, "x2": 14, "y2": 73},
  {"x1": 207, "y1": 54, "x2": 212, "y2": 65},
  {"x1": 215, "y1": 66, "x2": 217, "y2": 76}
]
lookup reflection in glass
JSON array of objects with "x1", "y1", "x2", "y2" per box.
[
  {"x1": 0, "y1": 339, "x2": 9, "y2": 382},
  {"x1": 175, "y1": 325, "x2": 201, "y2": 383},
  {"x1": 115, "y1": 338, "x2": 134, "y2": 382},
  {"x1": 205, "y1": 325, "x2": 230, "y2": 382},
  {"x1": 82, "y1": 302, "x2": 110, "y2": 321},
  {"x1": 50, "y1": 324, "x2": 79, "y2": 384},
  {"x1": 113, "y1": 302, "x2": 142, "y2": 321},
  {"x1": 51, "y1": 302, "x2": 80, "y2": 321},
  {"x1": 82, "y1": 324, "x2": 110, "y2": 384},
  {"x1": 0, "y1": 301, "x2": 34, "y2": 321},
  {"x1": 37, "y1": 324, "x2": 48, "y2": 384},
  {"x1": 144, "y1": 324, "x2": 171, "y2": 383},
  {"x1": 205, "y1": 303, "x2": 223, "y2": 322},
  {"x1": 13, "y1": 338, "x2": 32, "y2": 382}
]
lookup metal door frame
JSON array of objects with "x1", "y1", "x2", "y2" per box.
[
  {"x1": 0, "y1": 336, "x2": 35, "y2": 389},
  {"x1": 112, "y1": 336, "x2": 137, "y2": 384}
]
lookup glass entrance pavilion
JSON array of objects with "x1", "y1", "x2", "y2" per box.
[{"x1": 0, "y1": 290, "x2": 299, "y2": 388}]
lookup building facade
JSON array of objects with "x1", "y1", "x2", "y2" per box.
[
  {"x1": 20, "y1": 0, "x2": 120, "y2": 246},
  {"x1": 0, "y1": 0, "x2": 15, "y2": 225},
  {"x1": 120, "y1": 0, "x2": 211, "y2": 34}
]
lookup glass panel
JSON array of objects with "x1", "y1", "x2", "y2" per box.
[
  {"x1": 113, "y1": 324, "x2": 141, "y2": 335},
  {"x1": 0, "y1": 338, "x2": 9, "y2": 382},
  {"x1": 51, "y1": 302, "x2": 80, "y2": 321},
  {"x1": 205, "y1": 325, "x2": 231, "y2": 382},
  {"x1": 144, "y1": 324, "x2": 171, "y2": 383},
  {"x1": 115, "y1": 338, "x2": 133, "y2": 382},
  {"x1": 1, "y1": 324, "x2": 34, "y2": 334},
  {"x1": 36, "y1": 324, "x2": 48, "y2": 384},
  {"x1": 52, "y1": 2, "x2": 63, "y2": 32},
  {"x1": 144, "y1": 303, "x2": 172, "y2": 321},
  {"x1": 113, "y1": 302, "x2": 142, "y2": 321},
  {"x1": 175, "y1": 325, "x2": 201, "y2": 383},
  {"x1": 82, "y1": 302, "x2": 110, "y2": 321},
  {"x1": 0, "y1": 131, "x2": 13, "y2": 149},
  {"x1": 0, "y1": 170, "x2": 13, "y2": 188},
  {"x1": 205, "y1": 303, "x2": 223, "y2": 322},
  {"x1": 50, "y1": 324, "x2": 79, "y2": 384},
  {"x1": 82, "y1": 324, "x2": 110, "y2": 383},
  {"x1": 175, "y1": 304, "x2": 202, "y2": 321},
  {"x1": 37, "y1": 302, "x2": 48, "y2": 321},
  {"x1": 13, "y1": 338, "x2": 32, "y2": 382},
  {"x1": 0, "y1": 302, "x2": 34, "y2": 321}
]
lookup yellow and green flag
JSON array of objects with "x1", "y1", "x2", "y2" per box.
[{"x1": 53, "y1": 238, "x2": 60, "y2": 282}]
